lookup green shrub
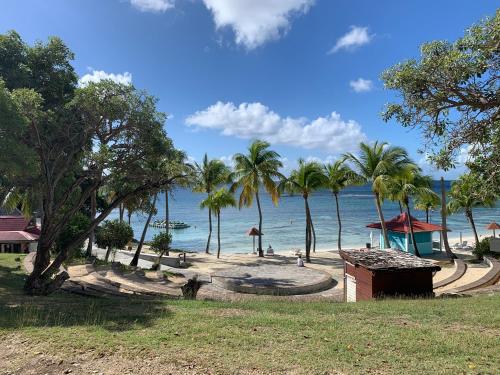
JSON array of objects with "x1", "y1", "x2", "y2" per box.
[{"x1": 473, "y1": 238, "x2": 491, "y2": 259}]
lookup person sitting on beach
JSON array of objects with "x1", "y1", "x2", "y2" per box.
[
  {"x1": 266, "y1": 244, "x2": 274, "y2": 256},
  {"x1": 297, "y1": 254, "x2": 304, "y2": 267}
]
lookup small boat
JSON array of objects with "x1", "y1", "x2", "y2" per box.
[{"x1": 149, "y1": 220, "x2": 190, "y2": 229}]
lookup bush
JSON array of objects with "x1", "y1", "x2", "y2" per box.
[
  {"x1": 473, "y1": 238, "x2": 491, "y2": 259},
  {"x1": 150, "y1": 231, "x2": 172, "y2": 256},
  {"x1": 55, "y1": 212, "x2": 91, "y2": 260},
  {"x1": 96, "y1": 220, "x2": 133, "y2": 262}
]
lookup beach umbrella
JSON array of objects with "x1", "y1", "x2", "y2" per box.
[
  {"x1": 247, "y1": 227, "x2": 262, "y2": 254},
  {"x1": 486, "y1": 222, "x2": 500, "y2": 237}
]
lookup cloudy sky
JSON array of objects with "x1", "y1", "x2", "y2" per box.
[{"x1": 1, "y1": 0, "x2": 496, "y2": 178}]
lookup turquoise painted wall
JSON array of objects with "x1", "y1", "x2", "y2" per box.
[{"x1": 379, "y1": 231, "x2": 434, "y2": 255}]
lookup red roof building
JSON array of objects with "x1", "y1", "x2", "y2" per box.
[
  {"x1": 0, "y1": 215, "x2": 39, "y2": 253},
  {"x1": 367, "y1": 213, "x2": 444, "y2": 255}
]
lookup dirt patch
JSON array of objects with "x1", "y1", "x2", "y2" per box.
[
  {"x1": 0, "y1": 333, "x2": 270, "y2": 375},
  {"x1": 202, "y1": 307, "x2": 253, "y2": 318}
]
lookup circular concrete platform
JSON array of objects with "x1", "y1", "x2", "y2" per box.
[{"x1": 211, "y1": 265, "x2": 333, "y2": 296}]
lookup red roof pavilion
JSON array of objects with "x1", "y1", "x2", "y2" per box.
[{"x1": 367, "y1": 212, "x2": 443, "y2": 233}]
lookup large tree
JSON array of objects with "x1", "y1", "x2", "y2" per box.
[
  {"x1": 193, "y1": 154, "x2": 231, "y2": 254},
  {"x1": 0, "y1": 32, "x2": 187, "y2": 294},
  {"x1": 344, "y1": 142, "x2": 414, "y2": 249},
  {"x1": 281, "y1": 160, "x2": 326, "y2": 262},
  {"x1": 381, "y1": 11, "x2": 500, "y2": 194},
  {"x1": 231, "y1": 140, "x2": 283, "y2": 258}
]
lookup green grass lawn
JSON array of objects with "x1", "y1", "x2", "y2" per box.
[{"x1": 1, "y1": 253, "x2": 499, "y2": 374}]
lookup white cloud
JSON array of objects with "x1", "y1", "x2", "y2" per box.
[
  {"x1": 185, "y1": 101, "x2": 367, "y2": 153},
  {"x1": 202, "y1": 0, "x2": 314, "y2": 49},
  {"x1": 329, "y1": 26, "x2": 373, "y2": 53},
  {"x1": 79, "y1": 70, "x2": 132, "y2": 87},
  {"x1": 130, "y1": 0, "x2": 174, "y2": 13},
  {"x1": 349, "y1": 78, "x2": 373, "y2": 93}
]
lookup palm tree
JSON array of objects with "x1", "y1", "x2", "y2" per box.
[
  {"x1": 200, "y1": 188, "x2": 236, "y2": 259},
  {"x1": 344, "y1": 141, "x2": 414, "y2": 249},
  {"x1": 324, "y1": 160, "x2": 362, "y2": 251},
  {"x1": 447, "y1": 174, "x2": 495, "y2": 247},
  {"x1": 385, "y1": 168, "x2": 438, "y2": 257},
  {"x1": 232, "y1": 140, "x2": 284, "y2": 258},
  {"x1": 414, "y1": 193, "x2": 440, "y2": 223},
  {"x1": 281, "y1": 160, "x2": 326, "y2": 262},
  {"x1": 193, "y1": 154, "x2": 232, "y2": 254}
]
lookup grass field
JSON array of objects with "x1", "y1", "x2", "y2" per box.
[{"x1": 1, "y1": 254, "x2": 499, "y2": 374}]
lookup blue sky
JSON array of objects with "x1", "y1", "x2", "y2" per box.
[{"x1": 1, "y1": 0, "x2": 497, "y2": 178}]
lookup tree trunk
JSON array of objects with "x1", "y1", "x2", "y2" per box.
[
  {"x1": 398, "y1": 201, "x2": 403, "y2": 214},
  {"x1": 310, "y1": 216, "x2": 316, "y2": 253},
  {"x1": 130, "y1": 193, "x2": 157, "y2": 267},
  {"x1": 304, "y1": 196, "x2": 312, "y2": 263},
  {"x1": 119, "y1": 203, "x2": 124, "y2": 222},
  {"x1": 205, "y1": 207, "x2": 212, "y2": 254},
  {"x1": 425, "y1": 208, "x2": 429, "y2": 223},
  {"x1": 255, "y1": 191, "x2": 264, "y2": 258},
  {"x1": 406, "y1": 203, "x2": 421, "y2": 257},
  {"x1": 85, "y1": 190, "x2": 97, "y2": 258},
  {"x1": 165, "y1": 189, "x2": 170, "y2": 256},
  {"x1": 374, "y1": 192, "x2": 390, "y2": 249},
  {"x1": 104, "y1": 245, "x2": 113, "y2": 263},
  {"x1": 334, "y1": 192, "x2": 342, "y2": 251},
  {"x1": 217, "y1": 211, "x2": 221, "y2": 259},
  {"x1": 467, "y1": 209, "x2": 480, "y2": 246},
  {"x1": 440, "y1": 177, "x2": 457, "y2": 259}
]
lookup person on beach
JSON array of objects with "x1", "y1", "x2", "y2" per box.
[
  {"x1": 297, "y1": 254, "x2": 304, "y2": 267},
  {"x1": 266, "y1": 244, "x2": 274, "y2": 256}
]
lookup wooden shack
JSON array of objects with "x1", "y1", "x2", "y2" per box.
[{"x1": 339, "y1": 249, "x2": 440, "y2": 302}]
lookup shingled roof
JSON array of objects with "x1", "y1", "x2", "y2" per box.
[{"x1": 339, "y1": 248, "x2": 441, "y2": 272}]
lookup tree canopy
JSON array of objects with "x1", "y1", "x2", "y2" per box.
[{"x1": 381, "y1": 11, "x2": 499, "y2": 193}]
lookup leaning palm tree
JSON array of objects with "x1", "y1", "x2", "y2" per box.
[
  {"x1": 414, "y1": 193, "x2": 440, "y2": 223},
  {"x1": 447, "y1": 173, "x2": 495, "y2": 247},
  {"x1": 193, "y1": 154, "x2": 232, "y2": 254},
  {"x1": 200, "y1": 188, "x2": 236, "y2": 259},
  {"x1": 385, "y1": 168, "x2": 438, "y2": 257},
  {"x1": 231, "y1": 140, "x2": 284, "y2": 257},
  {"x1": 324, "y1": 160, "x2": 362, "y2": 251},
  {"x1": 281, "y1": 160, "x2": 326, "y2": 262},
  {"x1": 344, "y1": 141, "x2": 414, "y2": 249}
]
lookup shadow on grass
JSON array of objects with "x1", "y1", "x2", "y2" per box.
[{"x1": 0, "y1": 260, "x2": 173, "y2": 333}]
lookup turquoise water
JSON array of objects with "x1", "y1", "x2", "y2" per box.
[{"x1": 108, "y1": 182, "x2": 500, "y2": 253}]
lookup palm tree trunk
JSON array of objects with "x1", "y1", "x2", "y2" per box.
[
  {"x1": 206, "y1": 207, "x2": 212, "y2": 254},
  {"x1": 304, "y1": 196, "x2": 312, "y2": 262},
  {"x1": 374, "y1": 192, "x2": 390, "y2": 249},
  {"x1": 334, "y1": 192, "x2": 342, "y2": 251},
  {"x1": 127, "y1": 210, "x2": 132, "y2": 225},
  {"x1": 104, "y1": 245, "x2": 112, "y2": 263},
  {"x1": 217, "y1": 211, "x2": 221, "y2": 259},
  {"x1": 130, "y1": 193, "x2": 157, "y2": 267},
  {"x1": 406, "y1": 203, "x2": 421, "y2": 257},
  {"x1": 85, "y1": 190, "x2": 96, "y2": 258},
  {"x1": 255, "y1": 191, "x2": 264, "y2": 257},
  {"x1": 440, "y1": 177, "x2": 456, "y2": 259},
  {"x1": 165, "y1": 189, "x2": 170, "y2": 256},
  {"x1": 425, "y1": 208, "x2": 429, "y2": 223},
  {"x1": 119, "y1": 203, "x2": 124, "y2": 222},
  {"x1": 310, "y1": 216, "x2": 316, "y2": 253},
  {"x1": 466, "y1": 209, "x2": 480, "y2": 246},
  {"x1": 398, "y1": 201, "x2": 403, "y2": 214}
]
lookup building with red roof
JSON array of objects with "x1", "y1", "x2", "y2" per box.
[
  {"x1": 367, "y1": 212, "x2": 444, "y2": 255},
  {"x1": 0, "y1": 215, "x2": 39, "y2": 253}
]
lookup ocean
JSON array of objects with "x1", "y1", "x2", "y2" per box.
[{"x1": 108, "y1": 182, "x2": 500, "y2": 253}]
